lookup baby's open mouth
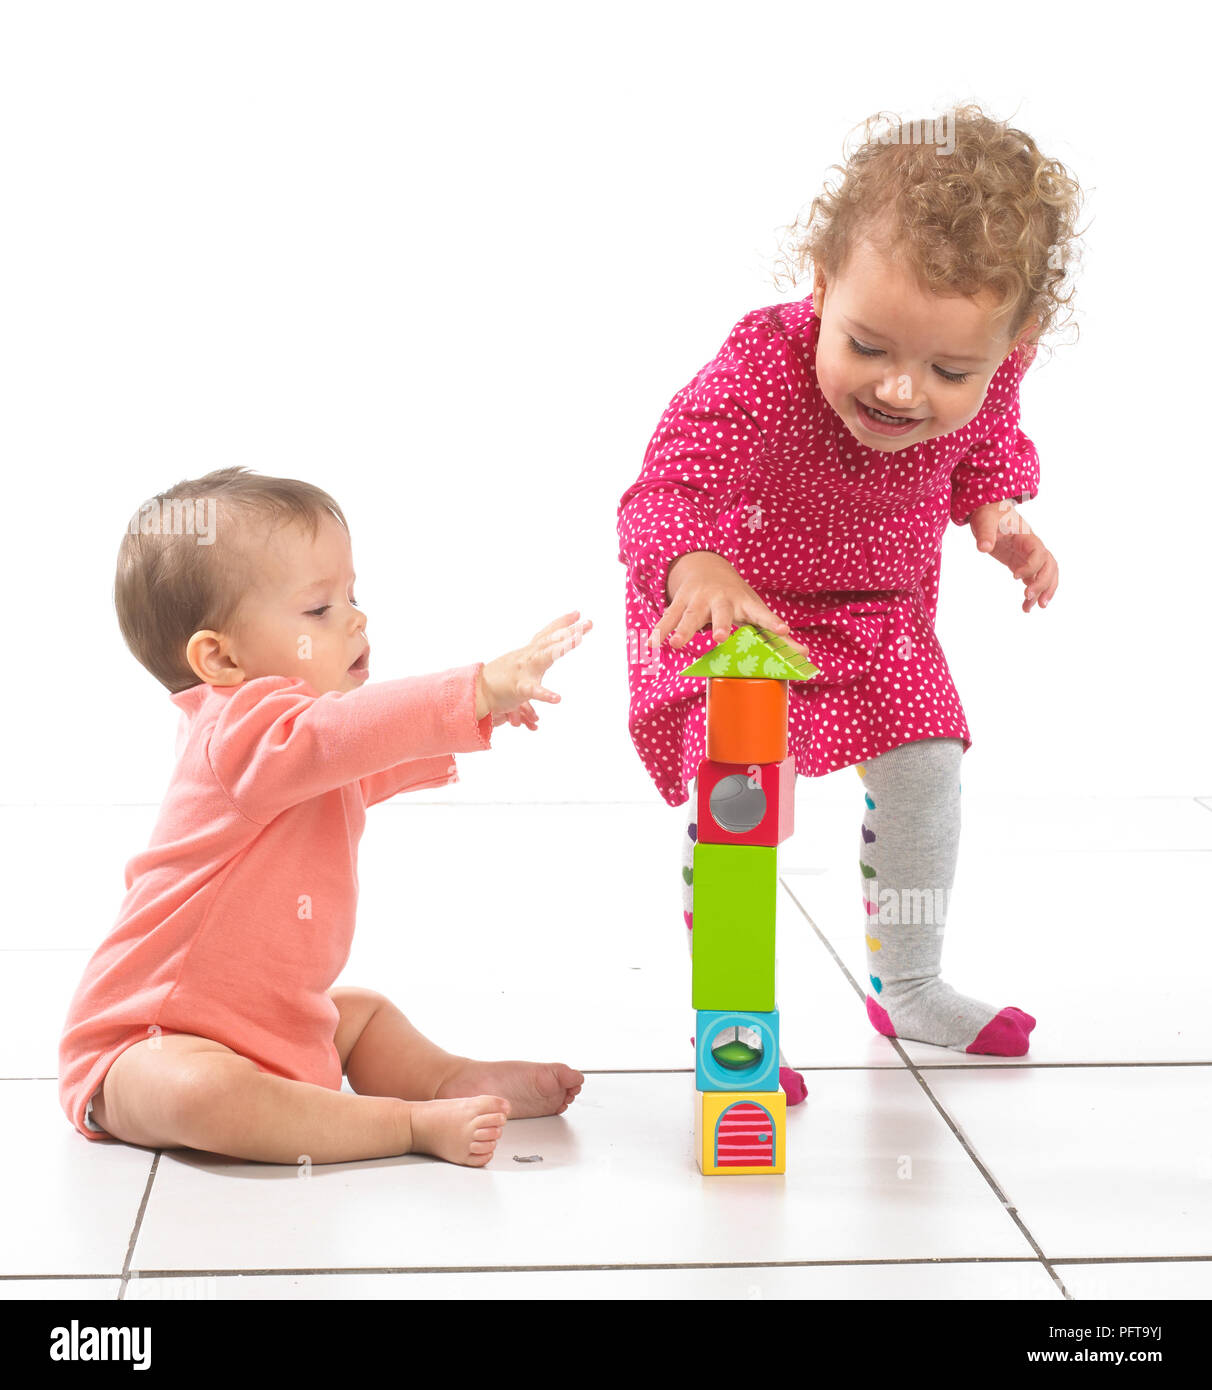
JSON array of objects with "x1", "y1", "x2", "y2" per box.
[{"x1": 349, "y1": 649, "x2": 369, "y2": 673}]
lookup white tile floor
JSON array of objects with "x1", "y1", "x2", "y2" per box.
[{"x1": 3, "y1": 786, "x2": 1211, "y2": 1301}]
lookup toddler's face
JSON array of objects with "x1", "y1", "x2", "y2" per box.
[
  {"x1": 812, "y1": 237, "x2": 1035, "y2": 453},
  {"x1": 186, "y1": 511, "x2": 370, "y2": 695}
]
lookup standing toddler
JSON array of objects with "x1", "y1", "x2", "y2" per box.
[{"x1": 617, "y1": 105, "x2": 1086, "y2": 1088}]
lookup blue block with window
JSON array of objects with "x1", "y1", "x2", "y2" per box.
[{"x1": 696, "y1": 1008, "x2": 780, "y2": 1092}]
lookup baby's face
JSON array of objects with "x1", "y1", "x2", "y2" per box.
[
  {"x1": 186, "y1": 511, "x2": 370, "y2": 695},
  {"x1": 812, "y1": 237, "x2": 1033, "y2": 453}
]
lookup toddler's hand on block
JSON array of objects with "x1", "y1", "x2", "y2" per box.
[
  {"x1": 650, "y1": 550, "x2": 791, "y2": 653},
  {"x1": 475, "y1": 611, "x2": 593, "y2": 723}
]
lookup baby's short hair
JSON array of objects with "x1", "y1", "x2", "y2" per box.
[{"x1": 115, "y1": 466, "x2": 348, "y2": 692}]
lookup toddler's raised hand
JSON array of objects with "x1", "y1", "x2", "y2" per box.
[
  {"x1": 475, "y1": 611, "x2": 593, "y2": 723},
  {"x1": 648, "y1": 550, "x2": 791, "y2": 653}
]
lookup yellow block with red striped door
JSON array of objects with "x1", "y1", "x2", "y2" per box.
[{"x1": 695, "y1": 1088, "x2": 786, "y2": 1175}]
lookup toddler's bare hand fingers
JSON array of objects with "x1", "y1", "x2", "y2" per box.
[
  {"x1": 659, "y1": 605, "x2": 693, "y2": 650},
  {"x1": 1039, "y1": 569, "x2": 1059, "y2": 607},
  {"x1": 671, "y1": 596, "x2": 713, "y2": 648},
  {"x1": 1026, "y1": 558, "x2": 1058, "y2": 609},
  {"x1": 747, "y1": 600, "x2": 790, "y2": 636},
  {"x1": 649, "y1": 603, "x2": 683, "y2": 653},
  {"x1": 708, "y1": 598, "x2": 737, "y2": 644},
  {"x1": 1011, "y1": 541, "x2": 1048, "y2": 583}
]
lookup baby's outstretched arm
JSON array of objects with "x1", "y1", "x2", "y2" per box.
[{"x1": 475, "y1": 610, "x2": 592, "y2": 719}]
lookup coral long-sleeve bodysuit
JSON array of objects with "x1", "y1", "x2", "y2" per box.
[
  {"x1": 616, "y1": 293, "x2": 1040, "y2": 806},
  {"x1": 59, "y1": 664, "x2": 492, "y2": 1141}
]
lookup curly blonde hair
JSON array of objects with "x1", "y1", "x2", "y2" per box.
[{"x1": 772, "y1": 103, "x2": 1089, "y2": 372}]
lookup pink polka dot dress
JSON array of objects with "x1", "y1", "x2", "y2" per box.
[{"x1": 616, "y1": 293, "x2": 1039, "y2": 808}]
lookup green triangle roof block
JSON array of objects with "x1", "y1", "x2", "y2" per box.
[{"x1": 679, "y1": 624, "x2": 819, "y2": 680}]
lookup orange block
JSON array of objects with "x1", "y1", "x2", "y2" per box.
[{"x1": 706, "y1": 678, "x2": 787, "y2": 764}]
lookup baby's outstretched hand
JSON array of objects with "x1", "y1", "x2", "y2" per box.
[
  {"x1": 969, "y1": 502, "x2": 1058, "y2": 613},
  {"x1": 492, "y1": 701, "x2": 538, "y2": 731},
  {"x1": 475, "y1": 611, "x2": 592, "y2": 722}
]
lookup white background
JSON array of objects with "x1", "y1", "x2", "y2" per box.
[{"x1": 2, "y1": 0, "x2": 1208, "y2": 807}]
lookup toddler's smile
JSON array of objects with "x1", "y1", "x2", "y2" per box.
[{"x1": 812, "y1": 234, "x2": 1036, "y2": 453}]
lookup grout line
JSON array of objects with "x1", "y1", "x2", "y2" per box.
[
  {"x1": 115, "y1": 1153, "x2": 162, "y2": 1302},
  {"x1": 779, "y1": 875, "x2": 1074, "y2": 1301},
  {"x1": 5, "y1": 1254, "x2": 1211, "y2": 1281},
  {"x1": 41, "y1": 1257, "x2": 1073, "y2": 1278},
  {"x1": 1050, "y1": 1255, "x2": 1212, "y2": 1265}
]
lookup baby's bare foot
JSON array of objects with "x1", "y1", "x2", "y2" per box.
[
  {"x1": 407, "y1": 1095, "x2": 510, "y2": 1167},
  {"x1": 436, "y1": 1060, "x2": 584, "y2": 1119}
]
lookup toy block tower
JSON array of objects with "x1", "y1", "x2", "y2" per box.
[{"x1": 679, "y1": 625, "x2": 818, "y2": 1175}]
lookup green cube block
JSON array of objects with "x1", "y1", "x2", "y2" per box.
[{"x1": 691, "y1": 843, "x2": 776, "y2": 1011}]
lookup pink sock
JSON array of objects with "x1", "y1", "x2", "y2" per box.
[
  {"x1": 866, "y1": 996, "x2": 1036, "y2": 1056},
  {"x1": 779, "y1": 1065, "x2": 808, "y2": 1106}
]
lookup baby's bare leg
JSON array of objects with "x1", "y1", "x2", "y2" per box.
[
  {"x1": 332, "y1": 987, "x2": 470, "y2": 1101},
  {"x1": 337, "y1": 990, "x2": 583, "y2": 1120},
  {"x1": 95, "y1": 1034, "x2": 507, "y2": 1167}
]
